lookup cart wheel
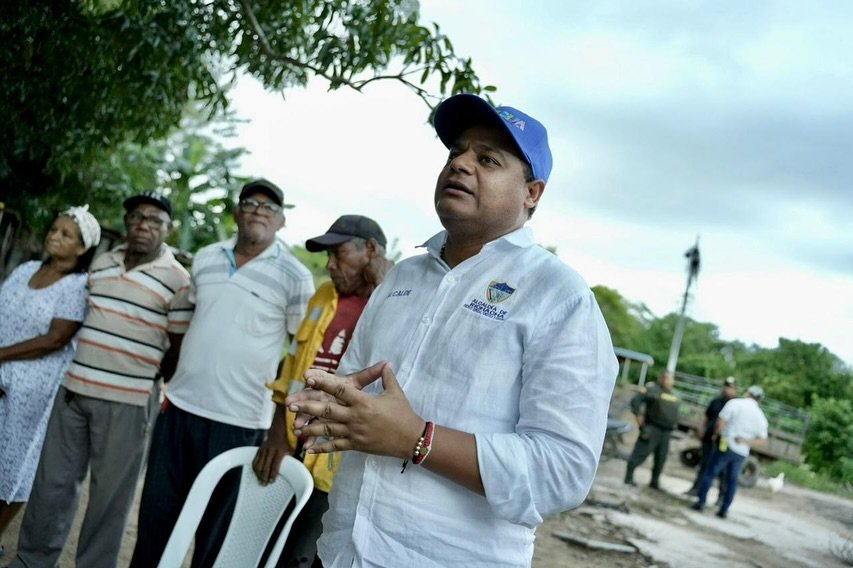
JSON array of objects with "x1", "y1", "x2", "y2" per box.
[
  {"x1": 680, "y1": 447, "x2": 702, "y2": 467},
  {"x1": 738, "y1": 456, "x2": 761, "y2": 488}
]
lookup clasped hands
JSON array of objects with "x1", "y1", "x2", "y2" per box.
[{"x1": 287, "y1": 361, "x2": 425, "y2": 460}]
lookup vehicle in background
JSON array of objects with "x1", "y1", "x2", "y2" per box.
[
  {"x1": 672, "y1": 370, "x2": 809, "y2": 487},
  {"x1": 610, "y1": 347, "x2": 810, "y2": 487}
]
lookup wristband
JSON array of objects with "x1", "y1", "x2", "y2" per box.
[
  {"x1": 412, "y1": 421, "x2": 435, "y2": 465},
  {"x1": 400, "y1": 421, "x2": 435, "y2": 474}
]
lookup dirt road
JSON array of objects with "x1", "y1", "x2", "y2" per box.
[
  {"x1": 4, "y1": 439, "x2": 852, "y2": 566},
  {"x1": 533, "y1": 439, "x2": 853, "y2": 568}
]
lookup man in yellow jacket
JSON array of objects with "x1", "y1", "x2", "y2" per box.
[{"x1": 253, "y1": 215, "x2": 392, "y2": 568}]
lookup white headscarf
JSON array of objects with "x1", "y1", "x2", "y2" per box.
[{"x1": 60, "y1": 204, "x2": 101, "y2": 250}]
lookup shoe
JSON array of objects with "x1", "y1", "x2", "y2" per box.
[
  {"x1": 684, "y1": 487, "x2": 698, "y2": 497},
  {"x1": 690, "y1": 502, "x2": 703, "y2": 512},
  {"x1": 624, "y1": 479, "x2": 637, "y2": 486},
  {"x1": 649, "y1": 481, "x2": 660, "y2": 490},
  {"x1": 716, "y1": 510, "x2": 727, "y2": 519}
]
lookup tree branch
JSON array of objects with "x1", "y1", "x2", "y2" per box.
[
  {"x1": 236, "y1": 0, "x2": 437, "y2": 108},
  {"x1": 237, "y1": 0, "x2": 326, "y2": 76},
  {"x1": 351, "y1": 65, "x2": 439, "y2": 103}
]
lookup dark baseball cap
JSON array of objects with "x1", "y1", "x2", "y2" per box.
[
  {"x1": 123, "y1": 191, "x2": 172, "y2": 217},
  {"x1": 305, "y1": 215, "x2": 387, "y2": 252},
  {"x1": 433, "y1": 93, "x2": 553, "y2": 183},
  {"x1": 239, "y1": 178, "x2": 284, "y2": 207}
]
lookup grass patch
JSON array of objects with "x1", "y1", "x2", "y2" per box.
[{"x1": 764, "y1": 461, "x2": 853, "y2": 497}]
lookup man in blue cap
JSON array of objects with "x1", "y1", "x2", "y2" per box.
[{"x1": 286, "y1": 94, "x2": 618, "y2": 566}]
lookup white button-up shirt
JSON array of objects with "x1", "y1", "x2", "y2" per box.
[{"x1": 319, "y1": 227, "x2": 618, "y2": 568}]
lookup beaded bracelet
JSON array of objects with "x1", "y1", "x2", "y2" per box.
[
  {"x1": 413, "y1": 421, "x2": 435, "y2": 465},
  {"x1": 400, "y1": 421, "x2": 435, "y2": 474}
]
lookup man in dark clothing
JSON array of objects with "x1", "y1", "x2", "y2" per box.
[
  {"x1": 624, "y1": 371, "x2": 680, "y2": 489},
  {"x1": 686, "y1": 376, "x2": 738, "y2": 496}
]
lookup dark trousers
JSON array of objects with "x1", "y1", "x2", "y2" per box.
[
  {"x1": 696, "y1": 448, "x2": 745, "y2": 514},
  {"x1": 277, "y1": 488, "x2": 329, "y2": 567},
  {"x1": 691, "y1": 437, "x2": 728, "y2": 498},
  {"x1": 129, "y1": 403, "x2": 265, "y2": 568},
  {"x1": 624, "y1": 423, "x2": 672, "y2": 486}
]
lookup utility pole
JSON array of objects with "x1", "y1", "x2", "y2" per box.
[{"x1": 666, "y1": 237, "x2": 701, "y2": 373}]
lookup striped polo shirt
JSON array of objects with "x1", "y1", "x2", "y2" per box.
[
  {"x1": 166, "y1": 237, "x2": 314, "y2": 429},
  {"x1": 63, "y1": 245, "x2": 193, "y2": 406}
]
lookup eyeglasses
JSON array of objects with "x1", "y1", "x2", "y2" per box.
[
  {"x1": 239, "y1": 198, "x2": 281, "y2": 215},
  {"x1": 125, "y1": 212, "x2": 168, "y2": 229}
]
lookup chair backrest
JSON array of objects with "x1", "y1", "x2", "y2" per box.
[{"x1": 157, "y1": 447, "x2": 314, "y2": 568}]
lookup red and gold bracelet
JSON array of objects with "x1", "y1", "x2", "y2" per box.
[
  {"x1": 413, "y1": 421, "x2": 435, "y2": 465},
  {"x1": 400, "y1": 421, "x2": 435, "y2": 474}
]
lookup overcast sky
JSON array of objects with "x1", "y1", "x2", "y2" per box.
[{"x1": 227, "y1": 0, "x2": 853, "y2": 366}]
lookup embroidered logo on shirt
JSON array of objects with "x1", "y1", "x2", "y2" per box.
[
  {"x1": 462, "y1": 281, "x2": 515, "y2": 320},
  {"x1": 387, "y1": 289, "x2": 412, "y2": 298},
  {"x1": 486, "y1": 281, "x2": 515, "y2": 304}
]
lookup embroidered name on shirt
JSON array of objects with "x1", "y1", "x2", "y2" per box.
[
  {"x1": 463, "y1": 298, "x2": 508, "y2": 320},
  {"x1": 388, "y1": 289, "x2": 412, "y2": 298}
]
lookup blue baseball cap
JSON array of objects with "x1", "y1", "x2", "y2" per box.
[{"x1": 433, "y1": 94, "x2": 553, "y2": 183}]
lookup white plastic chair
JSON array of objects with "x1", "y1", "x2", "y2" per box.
[{"x1": 157, "y1": 447, "x2": 314, "y2": 568}]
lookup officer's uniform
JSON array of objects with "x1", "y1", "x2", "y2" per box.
[{"x1": 624, "y1": 381, "x2": 681, "y2": 488}]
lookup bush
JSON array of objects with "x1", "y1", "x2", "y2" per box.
[{"x1": 803, "y1": 397, "x2": 853, "y2": 484}]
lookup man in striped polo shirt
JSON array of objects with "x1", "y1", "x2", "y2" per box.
[
  {"x1": 11, "y1": 192, "x2": 192, "y2": 568},
  {"x1": 130, "y1": 179, "x2": 314, "y2": 568}
]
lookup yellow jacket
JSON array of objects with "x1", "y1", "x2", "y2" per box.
[{"x1": 268, "y1": 281, "x2": 340, "y2": 492}]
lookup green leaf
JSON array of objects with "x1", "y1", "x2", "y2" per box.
[{"x1": 1, "y1": 0, "x2": 489, "y2": 237}]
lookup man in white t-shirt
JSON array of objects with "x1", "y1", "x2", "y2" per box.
[
  {"x1": 130, "y1": 179, "x2": 314, "y2": 568},
  {"x1": 692, "y1": 385, "x2": 768, "y2": 518}
]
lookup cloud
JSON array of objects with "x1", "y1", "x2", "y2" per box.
[{"x1": 226, "y1": 0, "x2": 853, "y2": 366}]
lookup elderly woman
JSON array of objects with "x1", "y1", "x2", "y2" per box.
[{"x1": 0, "y1": 205, "x2": 101, "y2": 551}]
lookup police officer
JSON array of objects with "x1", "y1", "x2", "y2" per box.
[{"x1": 624, "y1": 370, "x2": 681, "y2": 489}]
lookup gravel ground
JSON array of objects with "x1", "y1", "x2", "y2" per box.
[{"x1": 4, "y1": 439, "x2": 852, "y2": 567}]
